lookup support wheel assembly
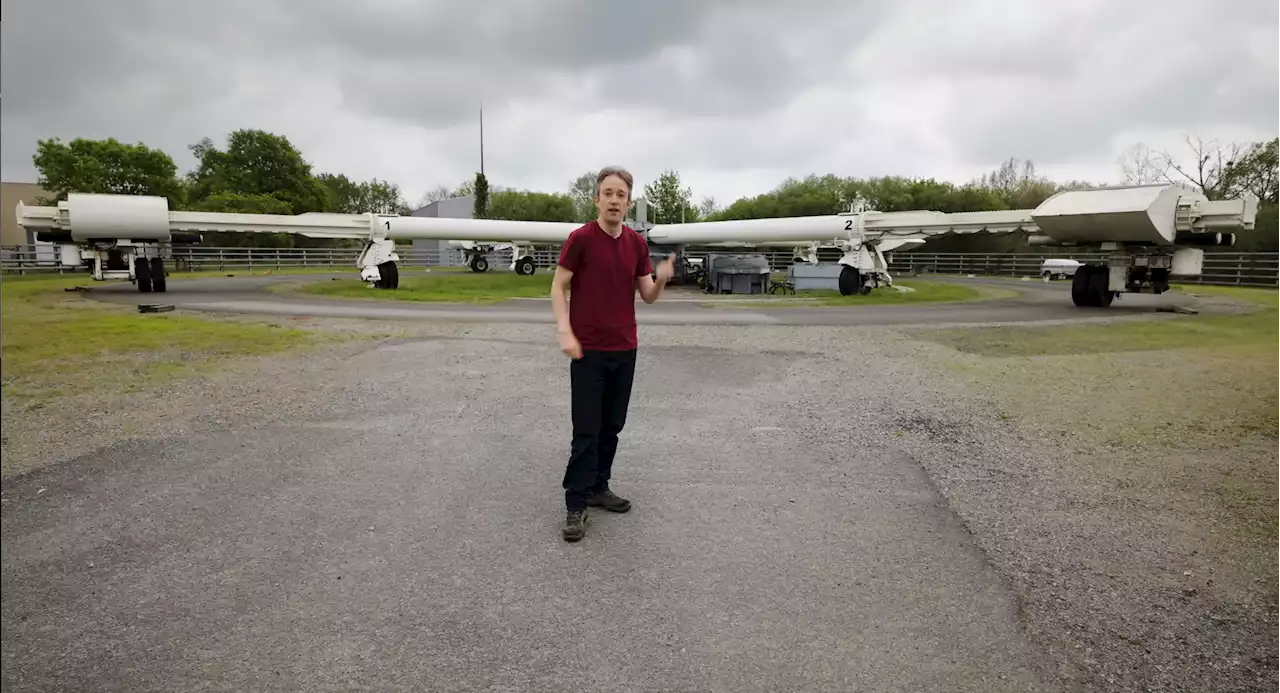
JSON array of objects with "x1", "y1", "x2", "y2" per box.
[
  {"x1": 150, "y1": 257, "x2": 167, "y2": 293},
  {"x1": 1071, "y1": 264, "x2": 1114, "y2": 307},
  {"x1": 514, "y1": 256, "x2": 536, "y2": 276},
  {"x1": 838, "y1": 265, "x2": 861, "y2": 296},
  {"x1": 470, "y1": 255, "x2": 489, "y2": 273},
  {"x1": 134, "y1": 256, "x2": 153, "y2": 293},
  {"x1": 376, "y1": 261, "x2": 400, "y2": 289}
]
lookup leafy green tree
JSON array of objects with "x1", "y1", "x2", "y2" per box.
[
  {"x1": 568, "y1": 171, "x2": 598, "y2": 221},
  {"x1": 184, "y1": 129, "x2": 329, "y2": 214},
  {"x1": 643, "y1": 169, "x2": 698, "y2": 223},
  {"x1": 318, "y1": 174, "x2": 410, "y2": 214},
  {"x1": 31, "y1": 137, "x2": 185, "y2": 207},
  {"x1": 473, "y1": 172, "x2": 490, "y2": 218},
  {"x1": 316, "y1": 173, "x2": 363, "y2": 213},
  {"x1": 1220, "y1": 137, "x2": 1278, "y2": 204},
  {"x1": 486, "y1": 190, "x2": 578, "y2": 222}
]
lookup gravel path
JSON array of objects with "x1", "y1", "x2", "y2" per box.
[{"x1": 2, "y1": 316, "x2": 1272, "y2": 692}]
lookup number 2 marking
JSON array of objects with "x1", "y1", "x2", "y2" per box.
[{"x1": 844, "y1": 220, "x2": 853, "y2": 231}]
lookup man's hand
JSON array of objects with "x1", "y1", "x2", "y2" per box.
[
  {"x1": 655, "y1": 253, "x2": 676, "y2": 283},
  {"x1": 558, "y1": 329, "x2": 583, "y2": 360}
]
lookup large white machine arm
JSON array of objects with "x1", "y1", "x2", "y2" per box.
[{"x1": 16, "y1": 182, "x2": 1256, "y2": 248}]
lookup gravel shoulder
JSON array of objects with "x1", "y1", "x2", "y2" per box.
[{"x1": 895, "y1": 290, "x2": 1278, "y2": 692}]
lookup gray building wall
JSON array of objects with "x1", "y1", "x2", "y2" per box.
[
  {"x1": 410, "y1": 195, "x2": 475, "y2": 258},
  {"x1": 409, "y1": 195, "x2": 476, "y2": 257}
]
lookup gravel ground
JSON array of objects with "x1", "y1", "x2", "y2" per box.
[
  {"x1": 887, "y1": 334, "x2": 1278, "y2": 693},
  {"x1": 2, "y1": 315, "x2": 1274, "y2": 692}
]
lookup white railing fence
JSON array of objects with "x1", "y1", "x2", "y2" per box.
[{"x1": 2, "y1": 245, "x2": 1276, "y2": 287}]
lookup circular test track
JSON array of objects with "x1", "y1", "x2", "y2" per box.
[{"x1": 82, "y1": 272, "x2": 1196, "y2": 328}]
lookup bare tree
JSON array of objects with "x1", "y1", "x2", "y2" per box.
[
  {"x1": 1155, "y1": 135, "x2": 1245, "y2": 200},
  {"x1": 417, "y1": 184, "x2": 453, "y2": 208},
  {"x1": 1117, "y1": 143, "x2": 1170, "y2": 185}
]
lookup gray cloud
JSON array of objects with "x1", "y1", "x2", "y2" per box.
[
  {"x1": 874, "y1": 0, "x2": 1280, "y2": 165},
  {"x1": 2, "y1": 0, "x2": 1276, "y2": 208}
]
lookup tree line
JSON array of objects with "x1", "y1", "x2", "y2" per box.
[{"x1": 28, "y1": 130, "x2": 1277, "y2": 251}]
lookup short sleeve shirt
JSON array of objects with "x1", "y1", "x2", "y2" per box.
[{"x1": 557, "y1": 221, "x2": 654, "y2": 351}]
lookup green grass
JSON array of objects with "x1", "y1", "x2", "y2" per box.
[
  {"x1": 747, "y1": 280, "x2": 997, "y2": 307},
  {"x1": 1, "y1": 275, "x2": 324, "y2": 405},
  {"x1": 279, "y1": 273, "x2": 1001, "y2": 307},
  {"x1": 910, "y1": 284, "x2": 1278, "y2": 546},
  {"x1": 921, "y1": 285, "x2": 1277, "y2": 356},
  {"x1": 914, "y1": 285, "x2": 1279, "y2": 444},
  {"x1": 275, "y1": 271, "x2": 555, "y2": 304}
]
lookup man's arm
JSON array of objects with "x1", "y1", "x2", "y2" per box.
[
  {"x1": 550, "y1": 265, "x2": 574, "y2": 333},
  {"x1": 636, "y1": 273, "x2": 666, "y2": 304},
  {"x1": 637, "y1": 253, "x2": 674, "y2": 304},
  {"x1": 550, "y1": 232, "x2": 584, "y2": 359}
]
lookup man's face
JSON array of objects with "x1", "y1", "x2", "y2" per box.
[{"x1": 594, "y1": 175, "x2": 630, "y2": 224}]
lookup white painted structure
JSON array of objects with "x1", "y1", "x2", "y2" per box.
[{"x1": 15, "y1": 182, "x2": 1257, "y2": 306}]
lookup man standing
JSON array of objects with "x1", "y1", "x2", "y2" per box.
[{"x1": 549, "y1": 165, "x2": 676, "y2": 542}]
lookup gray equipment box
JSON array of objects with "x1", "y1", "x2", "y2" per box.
[
  {"x1": 790, "y1": 262, "x2": 845, "y2": 291},
  {"x1": 705, "y1": 254, "x2": 770, "y2": 294}
]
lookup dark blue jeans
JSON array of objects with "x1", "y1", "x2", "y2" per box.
[{"x1": 563, "y1": 349, "x2": 637, "y2": 512}]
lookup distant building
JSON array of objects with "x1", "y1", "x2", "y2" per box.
[
  {"x1": 410, "y1": 195, "x2": 474, "y2": 261},
  {"x1": 1, "y1": 182, "x2": 51, "y2": 247}
]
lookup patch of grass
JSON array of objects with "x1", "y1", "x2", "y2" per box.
[
  {"x1": 1, "y1": 275, "x2": 323, "y2": 405},
  {"x1": 281, "y1": 274, "x2": 999, "y2": 307},
  {"x1": 803, "y1": 280, "x2": 994, "y2": 306},
  {"x1": 706, "y1": 280, "x2": 1003, "y2": 308},
  {"x1": 274, "y1": 272, "x2": 554, "y2": 304},
  {"x1": 920, "y1": 285, "x2": 1277, "y2": 356},
  {"x1": 909, "y1": 284, "x2": 1278, "y2": 550}
]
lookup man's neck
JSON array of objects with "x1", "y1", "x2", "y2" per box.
[{"x1": 597, "y1": 219, "x2": 623, "y2": 238}]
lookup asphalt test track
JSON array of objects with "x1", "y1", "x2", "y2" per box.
[{"x1": 82, "y1": 271, "x2": 1184, "y2": 326}]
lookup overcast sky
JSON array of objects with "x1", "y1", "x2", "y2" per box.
[{"x1": 3, "y1": 0, "x2": 1276, "y2": 208}]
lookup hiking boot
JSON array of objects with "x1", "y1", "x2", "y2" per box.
[
  {"x1": 587, "y1": 489, "x2": 631, "y2": 513},
  {"x1": 562, "y1": 510, "x2": 587, "y2": 542}
]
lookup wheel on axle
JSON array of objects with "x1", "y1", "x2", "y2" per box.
[
  {"x1": 376, "y1": 261, "x2": 400, "y2": 289},
  {"x1": 838, "y1": 265, "x2": 861, "y2": 296},
  {"x1": 470, "y1": 255, "x2": 489, "y2": 273},
  {"x1": 150, "y1": 257, "x2": 167, "y2": 293},
  {"x1": 1071, "y1": 265, "x2": 1114, "y2": 307},
  {"x1": 514, "y1": 256, "x2": 536, "y2": 276},
  {"x1": 134, "y1": 256, "x2": 153, "y2": 293},
  {"x1": 1088, "y1": 266, "x2": 1114, "y2": 306},
  {"x1": 1070, "y1": 266, "x2": 1090, "y2": 306}
]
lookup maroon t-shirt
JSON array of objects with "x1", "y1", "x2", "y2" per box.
[{"x1": 557, "y1": 220, "x2": 654, "y2": 351}]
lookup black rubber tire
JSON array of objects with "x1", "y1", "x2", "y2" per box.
[
  {"x1": 150, "y1": 257, "x2": 167, "y2": 293},
  {"x1": 469, "y1": 255, "x2": 489, "y2": 273},
  {"x1": 838, "y1": 265, "x2": 861, "y2": 296},
  {"x1": 377, "y1": 261, "x2": 399, "y2": 289},
  {"x1": 515, "y1": 257, "x2": 535, "y2": 275},
  {"x1": 1089, "y1": 267, "x2": 1114, "y2": 307},
  {"x1": 135, "y1": 257, "x2": 153, "y2": 293},
  {"x1": 1071, "y1": 266, "x2": 1092, "y2": 306}
]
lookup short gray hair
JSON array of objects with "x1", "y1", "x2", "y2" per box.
[{"x1": 595, "y1": 166, "x2": 634, "y2": 197}]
